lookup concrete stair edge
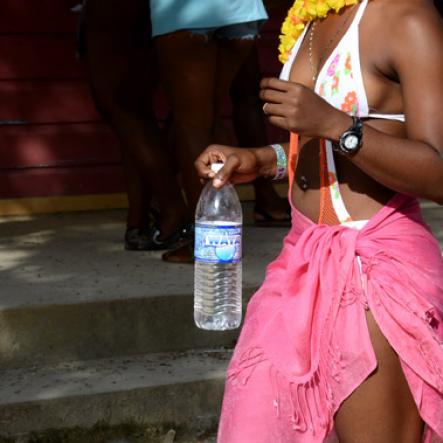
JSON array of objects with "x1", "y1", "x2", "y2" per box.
[
  {"x1": 0, "y1": 289, "x2": 255, "y2": 369},
  {"x1": 0, "y1": 348, "x2": 231, "y2": 437}
]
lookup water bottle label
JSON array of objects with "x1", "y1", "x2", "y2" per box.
[{"x1": 194, "y1": 224, "x2": 242, "y2": 263}]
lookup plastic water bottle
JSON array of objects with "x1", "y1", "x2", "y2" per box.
[{"x1": 194, "y1": 163, "x2": 243, "y2": 331}]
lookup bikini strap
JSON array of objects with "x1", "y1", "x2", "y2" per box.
[
  {"x1": 353, "y1": 0, "x2": 369, "y2": 27},
  {"x1": 288, "y1": 132, "x2": 299, "y2": 191},
  {"x1": 365, "y1": 113, "x2": 406, "y2": 122}
]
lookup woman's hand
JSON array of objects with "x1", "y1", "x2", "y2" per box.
[
  {"x1": 260, "y1": 77, "x2": 350, "y2": 140},
  {"x1": 195, "y1": 144, "x2": 266, "y2": 188}
]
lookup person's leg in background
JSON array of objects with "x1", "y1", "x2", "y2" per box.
[
  {"x1": 212, "y1": 24, "x2": 259, "y2": 146},
  {"x1": 122, "y1": 152, "x2": 152, "y2": 231},
  {"x1": 81, "y1": 0, "x2": 189, "y2": 250},
  {"x1": 229, "y1": 41, "x2": 290, "y2": 225},
  {"x1": 155, "y1": 29, "x2": 255, "y2": 262},
  {"x1": 154, "y1": 31, "x2": 218, "y2": 215}
]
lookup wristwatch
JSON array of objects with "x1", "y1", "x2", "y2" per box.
[{"x1": 333, "y1": 116, "x2": 363, "y2": 155}]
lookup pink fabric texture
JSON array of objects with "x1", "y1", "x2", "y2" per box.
[{"x1": 218, "y1": 193, "x2": 443, "y2": 442}]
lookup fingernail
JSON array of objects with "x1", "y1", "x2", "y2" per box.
[{"x1": 213, "y1": 178, "x2": 223, "y2": 188}]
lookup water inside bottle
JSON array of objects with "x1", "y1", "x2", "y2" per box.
[{"x1": 194, "y1": 221, "x2": 242, "y2": 330}]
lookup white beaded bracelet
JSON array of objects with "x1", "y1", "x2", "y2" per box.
[{"x1": 270, "y1": 144, "x2": 287, "y2": 181}]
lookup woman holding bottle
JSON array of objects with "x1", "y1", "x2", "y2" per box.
[{"x1": 196, "y1": 0, "x2": 443, "y2": 441}]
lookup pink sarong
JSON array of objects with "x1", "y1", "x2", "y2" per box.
[{"x1": 218, "y1": 193, "x2": 443, "y2": 442}]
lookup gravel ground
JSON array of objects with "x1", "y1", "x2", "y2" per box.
[{"x1": 4, "y1": 423, "x2": 218, "y2": 443}]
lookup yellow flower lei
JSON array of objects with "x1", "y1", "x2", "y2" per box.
[{"x1": 278, "y1": 0, "x2": 361, "y2": 63}]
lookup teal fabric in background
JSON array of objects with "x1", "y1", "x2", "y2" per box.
[{"x1": 149, "y1": 0, "x2": 268, "y2": 37}]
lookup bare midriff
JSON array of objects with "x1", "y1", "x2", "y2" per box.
[{"x1": 291, "y1": 119, "x2": 405, "y2": 224}]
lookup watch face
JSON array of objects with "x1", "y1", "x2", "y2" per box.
[{"x1": 344, "y1": 134, "x2": 359, "y2": 150}]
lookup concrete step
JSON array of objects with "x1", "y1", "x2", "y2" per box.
[
  {"x1": 0, "y1": 290, "x2": 252, "y2": 371},
  {"x1": 421, "y1": 200, "x2": 443, "y2": 244},
  {"x1": 0, "y1": 205, "x2": 287, "y2": 368},
  {"x1": 0, "y1": 202, "x2": 440, "y2": 369},
  {"x1": 0, "y1": 348, "x2": 231, "y2": 438}
]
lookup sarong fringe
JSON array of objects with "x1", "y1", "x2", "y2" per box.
[{"x1": 229, "y1": 346, "x2": 334, "y2": 436}]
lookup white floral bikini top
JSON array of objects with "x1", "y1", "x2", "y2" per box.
[{"x1": 280, "y1": 0, "x2": 405, "y2": 225}]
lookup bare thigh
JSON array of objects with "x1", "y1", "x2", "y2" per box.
[
  {"x1": 334, "y1": 311, "x2": 423, "y2": 443},
  {"x1": 83, "y1": 0, "x2": 188, "y2": 228},
  {"x1": 83, "y1": 0, "x2": 156, "y2": 118},
  {"x1": 155, "y1": 31, "x2": 218, "y2": 131},
  {"x1": 154, "y1": 32, "x2": 254, "y2": 210}
]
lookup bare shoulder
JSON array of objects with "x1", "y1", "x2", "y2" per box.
[
  {"x1": 363, "y1": 0, "x2": 443, "y2": 69},
  {"x1": 367, "y1": 0, "x2": 438, "y2": 18},
  {"x1": 365, "y1": 0, "x2": 442, "y2": 39},
  {"x1": 362, "y1": 0, "x2": 443, "y2": 150}
]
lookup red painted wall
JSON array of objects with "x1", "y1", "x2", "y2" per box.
[{"x1": 0, "y1": 1, "x2": 287, "y2": 199}]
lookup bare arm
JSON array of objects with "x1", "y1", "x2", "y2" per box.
[{"x1": 347, "y1": 1, "x2": 443, "y2": 204}]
